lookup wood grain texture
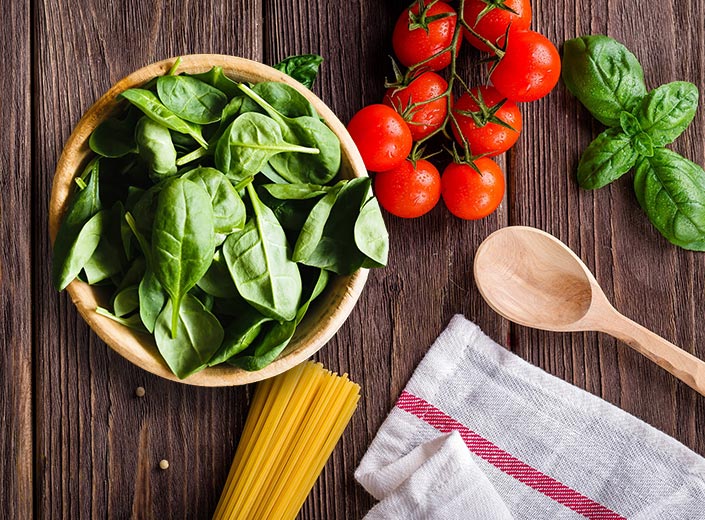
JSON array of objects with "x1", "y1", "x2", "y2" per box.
[
  {"x1": 8, "y1": 0, "x2": 704, "y2": 518},
  {"x1": 0, "y1": 0, "x2": 32, "y2": 517},
  {"x1": 512, "y1": 0, "x2": 705, "y2": 453},
  {"x1": 33, "y1": 1, "x2": 261, "y2": 518}
]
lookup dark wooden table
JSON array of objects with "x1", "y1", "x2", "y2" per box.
[{"x1": 3, "y1": 0, "x2": 705, "y2": 517}]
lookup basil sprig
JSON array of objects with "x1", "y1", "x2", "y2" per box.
[{"x1": 563, "y1": 35, "x2": 705, "y2": 250}]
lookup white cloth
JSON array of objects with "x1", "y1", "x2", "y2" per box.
[{"x1": 355, "y1": 315, "x2": 705, "y2": 519}]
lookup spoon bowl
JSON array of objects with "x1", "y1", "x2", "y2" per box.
[
  {"x1": 474, "y1": 225, "x2": 705, "y2": 397},
  {"x1": 474, "y1": 226, "x2": 598, "y2": 331}
]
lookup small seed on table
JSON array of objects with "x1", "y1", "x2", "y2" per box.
[
  {"x1": 159, "y1": 459, "x2": 169, "y2": 470},
  {"x1": 135, "y1": 387, "x2": 145, "y2": 397}
]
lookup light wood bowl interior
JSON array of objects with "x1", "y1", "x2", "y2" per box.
[{"x1": 49, "y1": 54, "x2": 369, "y2": 386}]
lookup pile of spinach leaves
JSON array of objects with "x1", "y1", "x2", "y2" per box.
[
  {"x1": 53, "y1": 55, "x2": 388, "y2": 378},
  {"x1": 562, "y1": 35, "x2": 705, "y2": 250}
]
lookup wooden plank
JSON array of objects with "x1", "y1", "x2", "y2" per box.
[
  {"x1": 264, "y1": 1, "x2": 508, "y2": 517},
  {"x1": 32, "y1": 1, "x2": 262, "y2": 518},
  {"x1": 512, "y1": 0, "x2": 705, "y2": 455},
  {"x1": 0, "y1": 0, "x2": 32, "y2": 516}
]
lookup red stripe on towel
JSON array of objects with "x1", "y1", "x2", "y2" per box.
[{"x1": 397, "y1": 390, "x2": 626, "y2": 520}]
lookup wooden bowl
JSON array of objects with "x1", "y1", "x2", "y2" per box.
[{"x1": 49, "y1": 54, "x2": 369, "y2": 386}]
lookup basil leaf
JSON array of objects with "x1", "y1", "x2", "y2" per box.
[
  {"x1": 562, "y1": 35, "x2": 647, "y2": 127},
  {"x1": 577, "y1": 128, "x2": 638, "y2": 190},
  {"x1": 619, "y1": 111, "x2": 641, "y2": 137},
  {"x1": 135, "y1": 117, "x2": 177, "y2": 181},
  {"x1": 120, "y1": 88, "x2": 208, "y2": 148},
  {"x1": 222, "y1": 184, "x2": 302, "y2": 322},
  {"x1": 273, "y1": 54, "x2": 324, "y2": 89},
  {"x1": 633, "y1": 149, "x2": 705, "y2": 250},
  {"x1": 156, "y1": 75, "x2": 228, "y2": 125},
  {"x1": 635, "y1": 82, "x2": 699, "y2": 147},
  {"x1": 154, "y1": 294, "x2": 224, "y2": 378},
  {"x1": 214, "y1": 112, "x2": 319, "y2": 181},
  {"x1": 633, "y1": 132, "x2": 654, "y2": 158},
  {"x1": 152, "y1": 178, "x2": 215, "y2": 335},
  {"x1": 53, "y1": 162, "x2": 103, "y2": 290}
]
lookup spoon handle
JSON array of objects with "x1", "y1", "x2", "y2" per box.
[{"x1": 603, "y1": 312, "x2": 705, "y2": 396}]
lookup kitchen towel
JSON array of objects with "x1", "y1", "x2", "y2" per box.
[{"x1": 355, "y1": 315, "x2": 705, "y2": 519}]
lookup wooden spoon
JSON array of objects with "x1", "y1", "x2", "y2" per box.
[{"x1": 473, "y1": 225, "x2": 705, "y2": 396}]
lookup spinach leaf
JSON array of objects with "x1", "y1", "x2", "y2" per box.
[
  {"x1": 354, "y1": 193, "x2": 389, "y2": 266},
  {"x1": 300, "y1": 177, "x2": 370, "y2": 274},
  {"x1": 117, "y1": 256, "x2": 146, "y2": 292},
  {"x1": 562, "y1": 35, "x2": 647, "y2": 127},
  {"x1": 231, "y1": 269, "x2": 328, "y2": 371},
  {"x1": 636, "y1": 82, "x2": 699, "y2": 147},
  {"x1": 82, "y1": 201, "x2": 126, "y2": 284},
  {"x1": 293, "y1": 186, "x2": 342, "y2": 262},
  {"x1": 170, "y1": 131, "x2": 200, "y2": 153},
  {"x1": 214, "y1": 112, "x2": 319, "y2": 181},
  {"x1": 183, "y1": 167, "x2": 246, "y2": 234},
  {"x1": 89, "y1": 115, "x2": 137, "y2": 158},
  {"x1": 120, "y1": 88, "x2": 208, "y2": 148},
  {"x1": 96, "y1": 306, "x2": 148, "y2": 333},
  {"x1": 154, "y1": 294, "x2": 224, "y2": 378},
  {"x1": 187, "y1": 66, "x2": 240, "y2": 98},
  {"x1": 633, "y1": 149, "x2": 705, "y2": 251},
  {"x1": 246, "y1": 82, "x2": 318, "y2": 118},
  {"x1": 577, "y1": 128, "x2": 638, "y2": 190},
  {"x1": 222, "y1": 184, "x2": 302, "y2": 321},
  {"x1": 156, "y1": 75, "x2": 228, "y2": 125},
  {"x1": 259, "y1": 190, "x2": 317, "y2": 232},
  {"x1": 260, "y1": 163, "x2": 289, "y2": 184},
  {"x1": 139, "y1": 269, "x2": 166, "y2": 333},
  {"x1": 53, "y1": 162, "x2": 103, "y2": 290},
  {"x1": 208, "y1": 305, "x2": 270, "y2": 366},
  {"x1": 240, "y1": 84, "x2": 340, "y2": 184},
  {"x1": 56, "y1": 211, "x2": 106, "y2": 289},
  {"x1": 196, "y1": 249, "x2": 238, "y2": 298},
  {"x1": 135, "y1": 117, "x2": 177, "y2": 181},
  {"x1": 152, "y1": 178, "x2": 215, "y2": 335},
  {"x1": 262, "y1": 182, "x2": 334, "y2": 200},
  {"x1": 273, "y1": 54, "x2": 324, "y2": 89},
  {"x1": 113, "y1": 285, "x2": 139, "y2": 317}
]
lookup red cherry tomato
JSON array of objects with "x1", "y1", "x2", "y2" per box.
[
  {"x1": 462, "y1": 0, "x2": 531, "y2": 53},
  {"x1": 441, "y1": 158, "x2": 505, "y2": 219},
  {"x1": 374, "y1": 159, "x2": 441, "y2": 218},
  {"x1": 392, "y1": 1, "x2": 462, "y2": 71},
  {"x1": 383, "y1": 72, "x2": 448, "y2": 141},
  {"x1": 347, "y1": 104, "x2": 412, "y2": 172},
  {"x1": 490, "y1": 30, "x2": 561, "y2": 102},
  {"x1": 451, "y1": 86, "x2": 522, "y2": 157}
]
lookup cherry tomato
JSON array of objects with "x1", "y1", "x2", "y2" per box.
[
  {"x1": 462, "y1": 0, "x2": 531, "y2": 53},
  {"x1": 383, "y1": 72, "x2": 448, "y2": 141},
  {"x1": 347, "y1": 104, "x2": 412, "y2": 172},
  {"x1": 374, "y1": 159, "x2": 441, "y2": 218},
  {"x1": 441, "y1": 158, "x2": 504, "y2": 219},
  {"x1": 489, "y1": 30, "x2": 561, "y2": 102},
  {"x1": 392, "y1": 1, "x2": 462, "y2": 71},
  {"x1": 451, "y1": 86, "x2": 522, "y2": 157}
]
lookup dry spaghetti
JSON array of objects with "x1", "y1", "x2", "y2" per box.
[{"x1": 213, "y1": 361, "x2": 360, "y2": 520}]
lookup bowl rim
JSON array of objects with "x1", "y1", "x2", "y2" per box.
[{"x1": 49, "y1": 54, "x2": 369, "y2": 386}]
